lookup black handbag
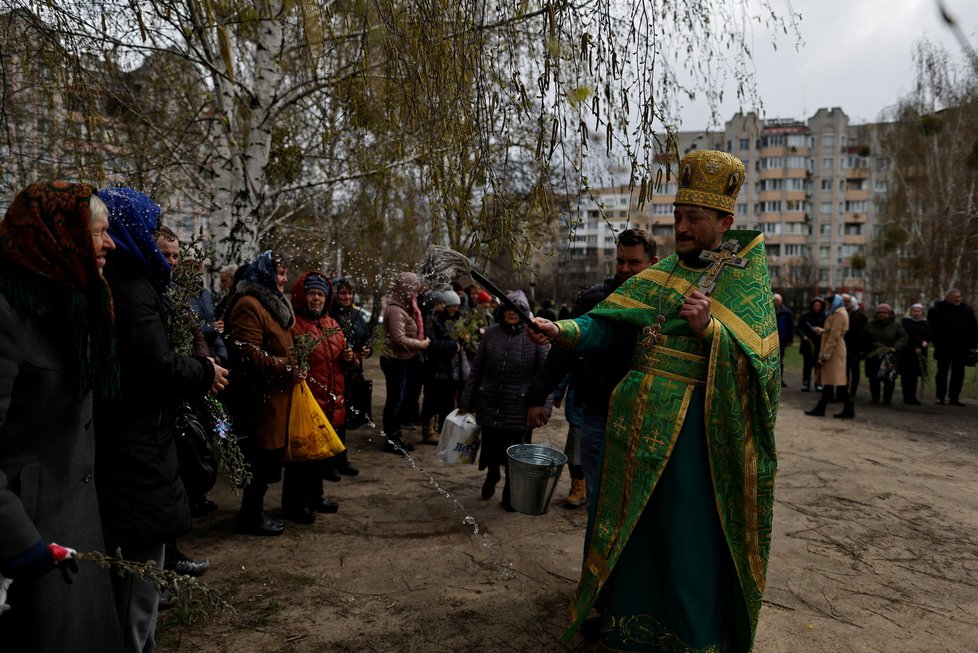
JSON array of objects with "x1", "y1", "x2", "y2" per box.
[
  {"x1": 345, "y1": 376, "x2": 373, "y2": 430},
  {"x1": 174, "y1": 403, "x2": 218, "y2": 496}
]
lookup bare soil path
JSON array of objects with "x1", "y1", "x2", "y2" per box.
[{"x1": 159, "y1": 364, "x2": 978, "y2": 653}]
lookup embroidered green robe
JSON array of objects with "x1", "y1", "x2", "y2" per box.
[{"x1": 557, "y1": 230, "x2": 780, "y2": 652}]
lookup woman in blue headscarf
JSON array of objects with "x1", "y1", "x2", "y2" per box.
[
  {"x1": 94, "y1": 188, "x2": 228, "y2": 653},
  {"x1": 804, "y1": 293, "x2": 853, "y2": 419},
  {"x1": 223, "y1": 251, "x2": 303, "y2": 535}
]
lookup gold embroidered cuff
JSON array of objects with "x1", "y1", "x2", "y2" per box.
[{"x1": 555, "y1": 319, "x2": 581, "y2": 347}]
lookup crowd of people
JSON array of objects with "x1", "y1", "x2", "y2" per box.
[
  {"x1": 1, "y1": 162, "x2": 976, "y2": 653},
  {"x1": 775, "y1": 289, "x2": 978, "y2": 416}
]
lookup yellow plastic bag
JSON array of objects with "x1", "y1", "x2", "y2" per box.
[{"x1": 285, "y1": 380, "x2": 346, "y2": 462}]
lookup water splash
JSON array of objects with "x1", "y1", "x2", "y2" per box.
[{"x1": 383, "y1": 434, "x2": 515, "y2": 580}]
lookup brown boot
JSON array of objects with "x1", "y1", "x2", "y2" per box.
[
  {"x1": 421, "y1": 416, "x2": 440, "y2": 445},
  {"x1": 563, "y1": 479, "x2": 586, "y2": 507}
]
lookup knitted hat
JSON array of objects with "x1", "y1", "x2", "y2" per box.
[
  {"x1": 876, "y1": 303, "x2": 893, "y2": 313},
  {"x1": 304, "y1": 272, "x2": 330, "y2": 295},
  {"x1": 476, "y1": 290, "x2": 492, "y2": 304},
  {"x1": 443, "y1": 291, "x2": 461, "y2": 306}
]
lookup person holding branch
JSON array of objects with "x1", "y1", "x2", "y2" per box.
[{"x1": 528, "y1": 150, "x2": 780, "y2": 653}]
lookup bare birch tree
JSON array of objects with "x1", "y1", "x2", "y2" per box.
[
  {"x1": 4, "y1": 0, "x2": 797, "y2": 267},
  {"x1": 875, "y1": 40, "x2": 978, "y2": 306}
]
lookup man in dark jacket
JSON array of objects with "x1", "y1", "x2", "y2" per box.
[
  {"x1": 525, "y1": 228, "x2": 657, "y2": 503},
  {"x1": 928, "y1": 289, "x2": 978, "y2": 406},
  {"x1": 843, "y1": 294, "x2": 868, "y2": 398},
  {"x1": 95, "y1": 188, "x2": 227, "y2": 653}
]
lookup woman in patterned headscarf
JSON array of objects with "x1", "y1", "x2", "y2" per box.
[
  {"x1": 95, "y1": 187, "x2": 226, "y2": 653},
  {"x1": 223, "y1": 251, "x2": 303, "y2": 535},
  {"x1": 0, "y1": 182, "x2": 123, "y2": 652}
]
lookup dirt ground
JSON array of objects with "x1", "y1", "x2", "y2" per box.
[{"x1": 158, "y1": 361, "x2": 978, "y2": 653}]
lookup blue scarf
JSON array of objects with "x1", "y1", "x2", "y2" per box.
[
  {"x1": 244, "y1": 250, "x2": 282, "y2": 296},
  {"x1": 98, "y1": 188, "x2": 171, "y2": 295}
]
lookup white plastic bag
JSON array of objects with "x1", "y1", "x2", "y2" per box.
[{"x1": 436, "y1": 409, "x2": 481, "y2": 464}]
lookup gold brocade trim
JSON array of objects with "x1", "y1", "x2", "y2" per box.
[
  {"x1": 596, "y1": 613, "x2": 732, "y2": 653},
  {"x1": 636, "y1": 267, "x2": 697, "y2": 296},
  {"x1": 555, "y1": 319, "x2": 581, "y2": 347},
  {"x1": 711, "y1": 300, "x2": 779, "y2": 357},
  {"x1": 738, "y1": 232, "x2": 764, "y2": 258},
  {"x1": 740, "y1": 359, "x2": 765, "y2": 593},
  {"x1": 604, "y1": 293, "x2": 652, "y2": 310}
]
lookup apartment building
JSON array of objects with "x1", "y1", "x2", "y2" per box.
[{"x1": 553, "y1": 107, "x2": 886, "y2": 307}]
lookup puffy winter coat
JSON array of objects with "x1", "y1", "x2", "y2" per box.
[
  {"x1": 291, "y1": 272, "x2": 348, "y2": 427},
  {"x1": 460, "y1": 322, "x2": 550, "y2": 431},
  {"x1": 383, "y1": 272, "x2": 427, "y2": 360}
]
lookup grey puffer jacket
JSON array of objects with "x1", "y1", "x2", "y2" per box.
[{"x1": 460, "y1": 321, "x2": 550, "y2": 432}]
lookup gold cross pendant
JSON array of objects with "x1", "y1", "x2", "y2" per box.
[{"x1": 697, "y1": 239, "x2": 748, "y2": 296}]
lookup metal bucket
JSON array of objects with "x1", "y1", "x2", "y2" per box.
[{"x1": 506, "y1": 444, "x2": 567, "y2": 516}]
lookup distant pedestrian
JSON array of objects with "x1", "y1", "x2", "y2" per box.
[
  {"x1": 844, "y1": 294, "x2": 867, "y2": 398},
  {"x1": 805, "y1": 295, "x2": 853, "y2": 418},
  {"x1": 928, "y1": 289, "x2": 978, "y2": 406},
  {"x1": 861, "y1": 303, "x2": 907, "y2": 406},
  {"x1": 899, "y1": 304, "x2": 931, "y2": 405},
  {"x1": 798, "y1": 298, "x2": 825, "y2": 391}
]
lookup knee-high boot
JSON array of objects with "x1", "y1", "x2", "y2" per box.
[
  {"x1": 833, "y1": 386, "x2": 855, "y2": 419},
  {"x1": 805, "y1": 385, "x2": 832, "y2": 416}
]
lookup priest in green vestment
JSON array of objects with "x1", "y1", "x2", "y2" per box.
[{"x1": 529, "y1": 150, "x2": 780, "y2": 652}]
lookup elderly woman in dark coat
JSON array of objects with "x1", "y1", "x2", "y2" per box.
[
  {"x1": 95, "y1": 187, "x2": 225, "y2": 653},
  {"x1": 459, "y1": 291, "x2": 550, "y2": 510},
  {"x1": 224, "y1": 251, "x2": 302, "y2": 535},
  {"x1": 0, "y1": 182, "x2": 123, "y2": 652},
  {"x1": 798, "y1": 297, "x2": 825, "y2": 392}
]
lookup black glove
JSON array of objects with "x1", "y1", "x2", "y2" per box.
[{"x1": 58, "y1": 557, "x2": 80, "y2": 585}]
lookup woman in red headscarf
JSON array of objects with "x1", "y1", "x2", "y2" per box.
[{"x1": 0, "y1": 182, "x2": 123, "y2": 652}]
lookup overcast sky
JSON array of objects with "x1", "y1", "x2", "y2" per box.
[{"x1": 676, "y1": 0, "x2": 978, "y2": 130}]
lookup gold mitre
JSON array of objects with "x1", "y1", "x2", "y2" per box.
[{"x1": 673, "y1": 150, "x2": 746, "y2": 214}]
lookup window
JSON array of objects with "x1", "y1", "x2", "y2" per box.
[
  {"x1": 760, "y1": 201, "x2": 783, "y2": 213},
  {"x1": 844, "y1": 224, "x2": 862, "y2": 235},
  {"x1": 820, "y1": 224, "x2": 832, "y2": 235},
  {"x1": 785, "y1": 200, "x2": 806, "y2": 211},
  {"x1": 845, "y1": 200, "x2": 869, "y2": 213},
  {"x1": 762, "y1": 223, "x2": 780, "y2": 234},
  {"x1": 660, "y1": 182, "x2": 677, "y2": 194},
  {"x1": 784, "y1": 244, "x2": 804, "y2": 257},
  {"x1": 737, "y1": 202, "x2": 748, "y2": 215},
  {"x1": 821, "y1": 179, "x2": 833, "y2": 190},
  {"x1": 653, "y1": 203, "x2": 673, "y2": 215},
  {"x1": 761, "y1": 134, "x2": 784, "y2": 147},
  {"x1": 875, "y1": 157, "x2": 890, "y2": 171},
  {"x1": 767, "y1": 244, "x2": 781, "y2": 256},
  {"x1": 760, "y1": 179, "x2": 784, "y2": 191},
  {"x1": 820, "y1": 202, "x2": 832, "y2": 215},
  {"x1": 787, "y1": 134, "x2": 807, "y2": 148},
  {"x1": 739, "y1": 138, "x2": 750, "y2": 150},
  {"x1": 823, "y1": 157, "x2": 834, "y2": 170},
  {"x1": 788, "y1": 178, "x2": 806, "y2": 191},
  {"x1": 822, "y1": 133, "x2": 835, "y2": 148},
  {"x1": 819, "y1": 245, "x2": 830, "y2": 258},
  {"x1": 762, "y1": 157, "x2": 785, "y2": 169},
  {"x1": 874, "y1": 180, "x2": 888, "y2": 193},
  {"x1": 787, "y1": 156, "x2": 807, "y2": 168}
]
